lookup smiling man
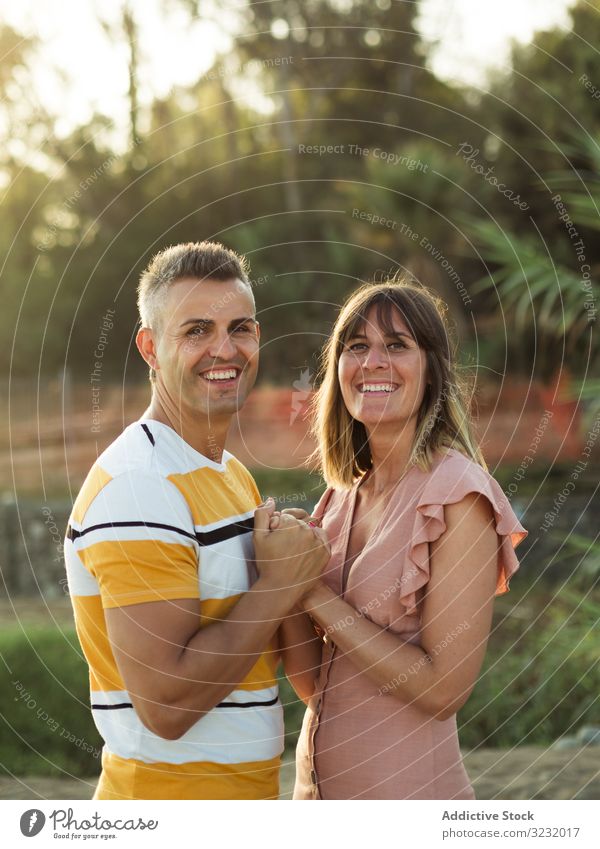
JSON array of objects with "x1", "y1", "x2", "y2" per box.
[{"x1": 64, "y1": 241, "x2": 328, "y2": 800}]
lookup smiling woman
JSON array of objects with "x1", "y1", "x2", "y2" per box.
[{"x1": 288, "y1": 275, "x2": 527, "y2": 800}]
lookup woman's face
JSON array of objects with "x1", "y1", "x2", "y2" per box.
[{"x1": 337, "y1": 304, "x2": 428, "y2": 433}]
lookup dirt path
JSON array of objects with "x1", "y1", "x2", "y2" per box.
[{"x1": 1, "y1": 747, "x2": 597, "y2": 800}]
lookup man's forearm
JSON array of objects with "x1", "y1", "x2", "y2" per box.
[{"x1": 154, "y1": 578, "x2": 298, "y2": 735}]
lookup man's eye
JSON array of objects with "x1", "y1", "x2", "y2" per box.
[
  {"x1": 187, "y1": 326, "x2": 207, "y2": 336},
  {"x1": 232, "y1": 324, "x2": 251, "y2": 333}
]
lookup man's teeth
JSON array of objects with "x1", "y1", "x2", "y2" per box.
[
  {"x1": 204, "y1": 369, "x2": 237, "y2": 380},
  {"x1": 360, "y1": 384, "x2": 395, "y2": 393}
]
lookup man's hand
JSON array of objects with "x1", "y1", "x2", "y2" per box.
[{"x1": 253, "y1": 504, "x2": 329, "y2": 604}]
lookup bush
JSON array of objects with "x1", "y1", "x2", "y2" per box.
[
  {"x1": 458, "y1": 587, "x2": 600, "y2": 748},
  {"x1": 1, "y1": 586, "x2": 598, "y2": 778},
  {"x1": 0, "y1": 627, "x2": 102, "y2": 778}
]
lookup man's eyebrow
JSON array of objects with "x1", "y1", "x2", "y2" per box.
[
  {"x1": 178, "y1": 317, "x2": 257, "y2": 329},
  {"x1": 179, "y1": 317, "x2": 214, "y2": 328}
]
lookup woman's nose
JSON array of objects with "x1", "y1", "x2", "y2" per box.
[{"x1": 362, "y1": 344, "x2": 389, "y2": 370}]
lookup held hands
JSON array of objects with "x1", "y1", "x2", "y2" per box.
[{"x1": 253, "y1": 498, "x2": 330, "y2": 604}]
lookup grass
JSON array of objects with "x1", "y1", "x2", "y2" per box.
[
  {"x1": 0, "y1": 627, "x2": 102, "y2": 778},
  {"x1": 1, "y1": 584, "x2": 598, "y2": 778}
]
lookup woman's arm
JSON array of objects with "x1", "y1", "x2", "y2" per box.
[
  {"x1": 301, "y1": 492, "x2": 499, "y2": 720},
  {"x1": 271, "y1": 507, "x2": 325, "y2": 704},
  {"x1": 278, "y1": 606, "x2": 323, "y2": 704}
]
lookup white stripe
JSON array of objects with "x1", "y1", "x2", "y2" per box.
[
  {"x1": 90, "y1": 690, "x2": 131, "y2": 706},
  {"x1": 91, "y1": 686, "x2": 283, "y2": 765},
  {"x1": 198, "y1": 534, "x2": 255, "y2": 600},
  {"x1": 64, "y1": 541, "x2": 100, "y2": 596}
]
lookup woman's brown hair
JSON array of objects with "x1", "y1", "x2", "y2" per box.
[{"x1": 311, "y1": 275, "x2": 485, "y2": 489}]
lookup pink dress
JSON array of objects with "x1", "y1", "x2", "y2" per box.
[{"x1": 294, "y1": 449, "x2": 527, "y2": 800}]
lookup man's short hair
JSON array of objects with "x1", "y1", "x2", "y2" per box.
[{"x1": 137, "y1": 241, "x2": 250, "y2": 332}]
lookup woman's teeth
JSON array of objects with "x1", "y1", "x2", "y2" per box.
[{"x1": 360, "y1": 383, "x2": 395, "y2": 393}]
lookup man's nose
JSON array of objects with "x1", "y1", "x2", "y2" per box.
[{"x1": 207, "y1": 331, "x2": 237, "y2": 360}]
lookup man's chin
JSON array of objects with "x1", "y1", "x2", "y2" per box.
[{"x1": 196, "y1": 392, "x2": 248, "y2": 417}]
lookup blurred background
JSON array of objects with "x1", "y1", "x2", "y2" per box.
[{"x1": 0, "y1": 0, "x2": 598, "y2": 800}]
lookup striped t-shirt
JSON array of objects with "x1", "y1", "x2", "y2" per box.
[{"x1": 64, "y1": 419, "x2": 283, "y2": 800}]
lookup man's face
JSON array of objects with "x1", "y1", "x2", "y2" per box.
[{"x1": 151, "y1": 277, "x2": 260, "y2": 421}]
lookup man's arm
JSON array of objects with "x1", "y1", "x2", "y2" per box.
[{"x1": 105, "y1": 506, "x2": 329, "y2": 740}]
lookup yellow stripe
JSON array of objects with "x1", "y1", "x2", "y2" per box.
[
  {"x1": 168, "y1": 460, "x2": 260, "y2": 525},
  {"x1": 71, "y1": 595, "x2": 124, "y2": 693},
  {"x1": 78, "y1": 540, "x2": 198, "y2": 608},
  {"x1": 200, "y1": 596, "x2": 279, "y2": 690},
  {"x1": 94, "y1": 750, "x2": 281, "y2": 800},
  {"x1": 72, "y1": 465, "x2": 112, "y2": 525}
]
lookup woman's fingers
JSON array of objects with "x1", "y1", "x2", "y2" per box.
[{"x1": 281, "y1": 508, "x2": 310, "y2": 521}]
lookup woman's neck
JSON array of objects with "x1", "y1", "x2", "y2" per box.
[{"x1": 363, "y1": 424, "x2": 416, "y2": 494}]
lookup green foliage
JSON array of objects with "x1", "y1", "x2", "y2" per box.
[
  {"x1": 251, "y1": 466, "x2": 325, "y2": 510},
  {"x1": 458, "y1": 588, "x2": 600, "y2": 748},
  {"x1": 0, "y1": 628, "x2": 102, "y2": 778}
]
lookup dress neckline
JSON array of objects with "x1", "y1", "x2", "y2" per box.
[{"x1": 339, "y1": 463, "x2": 419, "y2": 596}]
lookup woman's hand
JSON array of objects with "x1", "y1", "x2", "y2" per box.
[{"x1": 268, "y1": 507, "x2": 322, "y2": 530}]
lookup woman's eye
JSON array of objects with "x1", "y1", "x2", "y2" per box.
[
  {"x1": 348, "y1": 343, "x2": 367, "y2": 351},
  {"x1": 388, "y1": 341, "x2": 406, "y2": 350}
]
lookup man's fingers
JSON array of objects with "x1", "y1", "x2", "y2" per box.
[
  {"x1": 254, "y1": 499, "x2": 275, "y2": 533},
  {"x1": 311, "y1": 525, "x2": 331, "y2": 554}
]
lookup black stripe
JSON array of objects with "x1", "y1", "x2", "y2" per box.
[
  {"x1": 141, "y1": 423, "x2": 155, "y2": 445},
  {"x1": 195, "y1": 516, "x2": 254, "y2": 547},
  {"x1": 68, "y1": 517, "x2": 254, "y2": 547},
  {"x1": 91, "y1": 696, "x2": 278, "y2": 712},
  {"x1": 216, "y1": 695, "x2": 279, "y2": 709},
  {"x1": 67, "y1": 520, "x2": 198, "y2": 543}
]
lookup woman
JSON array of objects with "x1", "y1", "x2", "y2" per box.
[{"x1": 290, "y1": 277, "x2": 527, "y2": 800}]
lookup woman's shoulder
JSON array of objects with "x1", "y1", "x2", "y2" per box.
[{"x1": 424, "y1": 448, "x2": 495, "y2": 491}]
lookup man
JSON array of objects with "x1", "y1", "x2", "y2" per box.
[{"x1": 64, "y1": 241, "x2": 328, "y2": 799}]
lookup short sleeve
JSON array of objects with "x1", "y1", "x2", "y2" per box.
[
  {"x1": 399, "y1": 455, "x2": 527, "y2": 616},
  {"x1": 75, "y1": 471, "x2": 199, "y2": 609}
]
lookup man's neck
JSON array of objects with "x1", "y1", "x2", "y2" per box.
[{"x1": 141, "y1": 397, "x2": 231, "y2": 463}]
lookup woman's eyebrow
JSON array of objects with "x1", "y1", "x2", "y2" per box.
[
  {"x1": 386, "y1": 330, "x2": 413, "y2": 339},
  {"x1": 346, "y1": 330, "x2": 413, "y2": 340}
]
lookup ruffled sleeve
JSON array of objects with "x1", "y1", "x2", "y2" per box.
[{"x1": 399, "y1": 452, "x2": 527, "y2": 616}]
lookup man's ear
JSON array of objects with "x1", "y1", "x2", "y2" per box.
[{"x1": 136, "y1": 327, "x2": 159, "y2": 372}]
